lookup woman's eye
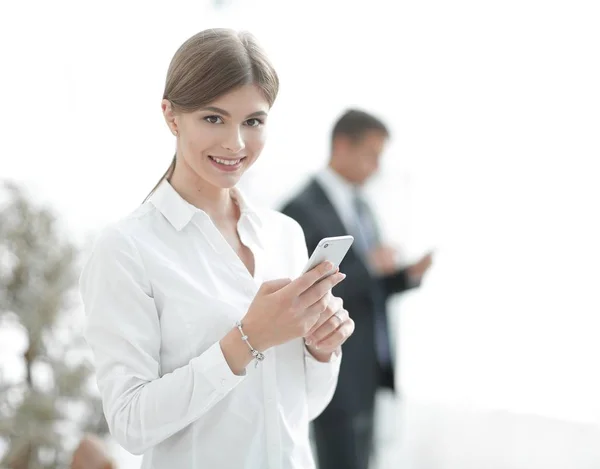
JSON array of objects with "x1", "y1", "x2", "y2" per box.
[
  {"x1": 245, "y1": 118, "x2": 263, "y2": 127},
  {"x1": 204, "y1": 115, "x2": 223, "y2": 124}
]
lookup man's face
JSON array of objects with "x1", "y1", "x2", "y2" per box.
[{"x1": 337, "y1": 130, "x2": 388, "y2": 185}]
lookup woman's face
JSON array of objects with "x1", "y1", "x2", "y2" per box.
[{"x1": 163, "y1": 84, "x2": 270, "y2": 190}]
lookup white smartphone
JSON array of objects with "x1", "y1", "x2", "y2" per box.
[{"x1": 301, "y1": 235, "x2": 354, "y2": 278}]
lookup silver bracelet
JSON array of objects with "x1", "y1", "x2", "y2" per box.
[{"x1": 235, "y1": 320, "x2": 265, "y2": 368}]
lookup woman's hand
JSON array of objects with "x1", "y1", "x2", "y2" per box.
[
  {"x1": 242, "y1": 262, "x2": 346, "y2": 351},
  {"x1": 303, "y1": 293, "x2": 354, "y2": 361}
]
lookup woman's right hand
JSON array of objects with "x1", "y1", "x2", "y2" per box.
[{"x1": 241, "y1": 262, "x2": 346, "y2": 351}]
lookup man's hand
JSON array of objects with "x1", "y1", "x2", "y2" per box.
[
  {"x1": 367, "y1": 245, "x2": 399, "y2": 275},
  {"x1": 71, "y1": 434, "x2": 115, "y2": 469},
  {"x1": 407, "y1": 251, "x2": 434, "y2": 281}
]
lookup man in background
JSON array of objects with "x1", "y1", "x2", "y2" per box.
[{"x1": 281, "y1": 109, "x2": 433, "y2": 469}]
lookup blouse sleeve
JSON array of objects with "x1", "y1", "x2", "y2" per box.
[{"x1": 80, "y1": 227, "x2": 245, "y2": 455}]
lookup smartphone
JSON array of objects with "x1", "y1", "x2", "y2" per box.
[{"x1": 301, "y1": 235, "x2": 354, "y2": 278}]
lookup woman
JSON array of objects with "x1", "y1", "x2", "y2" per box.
[{"x1": 80, "y1": 28, "x2": 355, "y2": 469}]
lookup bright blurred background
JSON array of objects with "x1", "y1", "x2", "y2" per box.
[{"x1": 1, "y1": 0, "x2": 599, "y2": 467}]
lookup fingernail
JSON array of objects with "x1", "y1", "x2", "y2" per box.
[{"x1": 305, "y1": 339, "x2": 312, "y2": 346}]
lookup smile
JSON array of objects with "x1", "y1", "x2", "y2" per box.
[{"x1": 208, "y1": 155, "x2": 246, "y2": 171}]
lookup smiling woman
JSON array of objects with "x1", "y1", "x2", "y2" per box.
[
  {"x1": 163, "y1": 85, "x2": 269, "y2": 188},
  {"x1": 78, "y1": 28, "x2": 355, "y2": 469},
  {"x1": 144, "y1": 28, "x2": 278, "y2": 201}
]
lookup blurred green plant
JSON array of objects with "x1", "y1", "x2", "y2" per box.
[{"x1": 0, "y1": 181, "x2": 107, "y2": 469}]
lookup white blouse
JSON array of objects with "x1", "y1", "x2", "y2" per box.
[{"x1": 79, "y1": 180, "x2": 341, "y2": 469}]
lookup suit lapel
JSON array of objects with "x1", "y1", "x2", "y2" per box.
[{"x1": 307, "y1": 179, "x2": 349, "y2": 237}]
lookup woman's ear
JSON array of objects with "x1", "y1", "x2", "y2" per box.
[{"x1": 161, "y1": 99, "x2": 179, "y2": 136}]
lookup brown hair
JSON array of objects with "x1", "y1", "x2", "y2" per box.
[
  {"x1": 331, "y1": 109, "x2": 389, "y2": 146},
  {"x1": 145, "y1": 28, "x2": 279, "y2": 201}
]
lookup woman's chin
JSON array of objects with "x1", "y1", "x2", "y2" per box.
[{"x1": 207, "y1": 171, "x2": 245, "y2": 189}]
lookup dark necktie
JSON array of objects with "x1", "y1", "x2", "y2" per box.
[{"x1": 351, "y1": 191, "x2": 392, "y2": 368}]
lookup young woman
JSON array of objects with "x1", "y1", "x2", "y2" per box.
[{"x1": 80, "y1": 28, "x2": 354, "y2": 469}]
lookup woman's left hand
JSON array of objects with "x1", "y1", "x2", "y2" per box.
[{"x1": 304, "y1": 293, "x2": 354, "y2": 361}]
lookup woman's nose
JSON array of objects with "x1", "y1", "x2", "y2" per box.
[{"x1": 222, "y1": 127, "x2": 245, "y2": 154}]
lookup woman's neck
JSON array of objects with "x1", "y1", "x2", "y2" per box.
[{"x1": 169, "y1": 166, "x2": 236, "y2": 223}]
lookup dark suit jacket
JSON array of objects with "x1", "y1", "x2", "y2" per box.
[{"x1": 281, "y1": 178, "x2": 416, "y2": 416}]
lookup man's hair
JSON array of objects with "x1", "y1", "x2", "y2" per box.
[{"x1": 331, "y1": 109, "x2": 389, "y2": 144}]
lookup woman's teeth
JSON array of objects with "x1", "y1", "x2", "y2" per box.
[{"x1": 210, "y1": 156, "x2": 242, "y2": 166}]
